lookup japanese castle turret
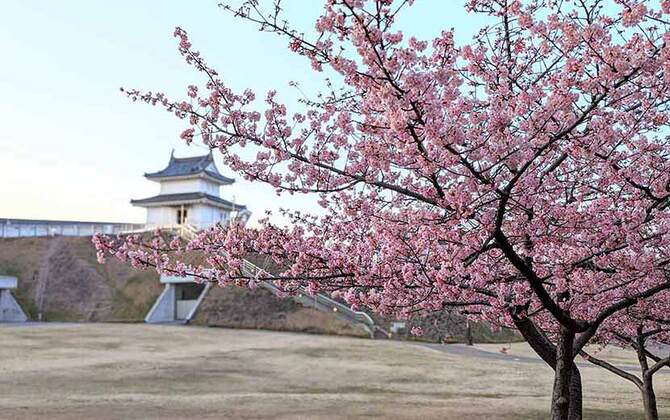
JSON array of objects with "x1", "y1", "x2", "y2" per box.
[{"x1": 132, "y1": 151, "x2": 250, "y2": 230}]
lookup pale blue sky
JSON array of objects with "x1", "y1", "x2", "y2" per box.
[{"x1": 0, "y1": 1, "x2": 485, "y2": 224}]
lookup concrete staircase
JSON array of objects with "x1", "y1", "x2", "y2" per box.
[
  {"x1": 135, "y1": 224, "x2": 388, "y2": 338},
  {"x1": 239, "y1": 257, "x2": 389, "y2": 338}
]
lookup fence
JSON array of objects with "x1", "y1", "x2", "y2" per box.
[{"x1": 0, "y1": 218, "x2": 144, "y2": 238}]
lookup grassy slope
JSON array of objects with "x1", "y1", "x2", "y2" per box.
[
  {"x1": 193, "y1": 284, "x2": 369, "y2": 337},
  {"x1": 0, "y1": 236, "x2": 163, "y2": 321},
  {"x1": 0, "y1": 236, "x2": 517, "y2": 343},
  {"x1": 0, "y1": 237, "x2": 368, "y2": 336}
]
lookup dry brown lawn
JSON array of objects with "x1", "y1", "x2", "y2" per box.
[{"x1": 0, "y1": 323, "x2": 667, "y2": 419}]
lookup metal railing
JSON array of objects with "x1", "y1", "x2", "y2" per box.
[
  {"x1": 119, "y1": 223, "x2": 199, "y2": 238},
  {"x1": 239, "y1": 258, "x2": 380, "y2": 337},
  {"x1": 1, "y1": 220, "x2": 144, "y2": 238}
]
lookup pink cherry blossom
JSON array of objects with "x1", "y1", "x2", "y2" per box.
[{"x1": 98, "y1": 1, "x2": 670, "y2": 418}]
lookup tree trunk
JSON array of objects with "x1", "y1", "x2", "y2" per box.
[
  {"x1": 568, "y1": 364, "x2": 582, "y2": 420},
  {"x1": 511, "y1": 316, "x2": 582, "y2": 419},
  {"x1": 641, "y1": 377, "x2": 659, "y2": 420},
  {"x1": 636, "y1": 334, "x2": 659, "y2": 420},
  {"x1": 551, "y1": 327, "x2": 575, "y2": 420},
  {"x1": 465, "y1": 319, "x2": 473, "y2": 346}
]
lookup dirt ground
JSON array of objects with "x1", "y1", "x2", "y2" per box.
[{"x1": 0, "y1": 324, "x2": 667, "y2": 419}]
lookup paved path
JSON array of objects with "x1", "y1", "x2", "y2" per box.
[
  {"x1": 420, "y1": 342, "x2": 669, "y2": 375},
  {"x1": 421, "y1": 342, "x2": 541, "y2": 364}
]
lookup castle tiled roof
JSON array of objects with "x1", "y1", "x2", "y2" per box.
[
  {"x1": 145, "y1": 152, "x2": 234, "y2": 185},
  {"x1": 131, "y1": 192, "x2": 246, "y2": 211}
]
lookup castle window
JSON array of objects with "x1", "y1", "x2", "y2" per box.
[{"x1": 177, "y1": 209, "x2": 188, "y2": 225}]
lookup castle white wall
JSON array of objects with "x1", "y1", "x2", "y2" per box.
[
  {"x1": 160, "y1": 178, "x2": 219, "y2": 196},
  {"x1": 189, "y1": 204, "x2": 230, "y2": 229},
  {"x1": 145, "y1": 205, "x2": 230, "y2": 229},
  {"x1": 139, "y1": 171, "x2": 237, "y2": 230},
  {"x1": 146, "y1": 207, "x2": 178, "y2": 227}
]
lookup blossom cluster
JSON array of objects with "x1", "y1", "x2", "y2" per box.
[{"x1": 99, "y1": 0, "x2": 670, "y2": 351}]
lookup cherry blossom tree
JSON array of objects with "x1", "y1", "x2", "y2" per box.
[
  {"x1": 580, "y1": 301, "x2": 670, "y2": 420},
  {"x1": 95, "y1": 1, "x2": 670, "y2": 418}
]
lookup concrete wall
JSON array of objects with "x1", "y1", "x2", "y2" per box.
[
  {"x1": 145, "y1": 284, "x2": 176, "y2": 323},
  {"x1": 0, "y1": 289, "x2": 27, "y2": 322},
  {"x1": 0, "y1": 276, "x2": 18, "y2": 289},
  {"x1": 160, "y1": 274, "x2": 197, "y2": 284},
  {"x1": 176, "y1": 300, "x2": 197, "y2": 320},
  {"x1": 145, "y1": 281, "x2": 210, "y2": 323},
  {"x1": 0, "y1": 221, "x2": 143, "y2": 238}
]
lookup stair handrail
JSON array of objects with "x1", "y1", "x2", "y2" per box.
[
  {"x1": 120, "y1": 223, "x2": 382, "y2": 335},
  {"x1": 239, "y1": 258, "x2": 376, "y2": 331},
  {"x1": 119, "y1": 223, "x2": 199, "y2": 238}
]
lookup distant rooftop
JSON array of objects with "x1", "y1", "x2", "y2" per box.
[{"x1": 145, "y1": 151, "x2": 235, "y2": 185}]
